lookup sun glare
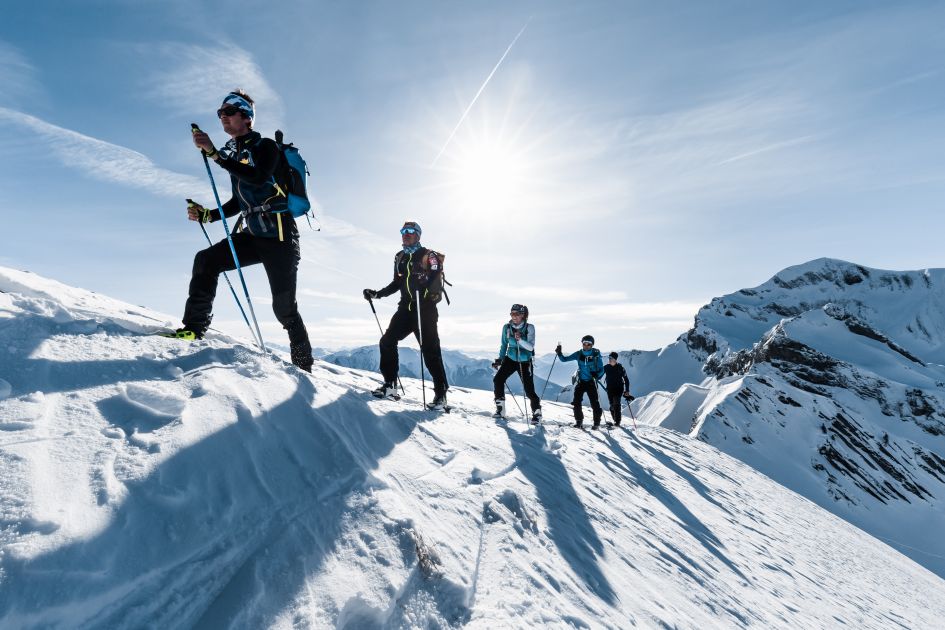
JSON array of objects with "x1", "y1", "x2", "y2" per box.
[{"x1": 447, "y1": 136, "x2": 531, "y2": 217}]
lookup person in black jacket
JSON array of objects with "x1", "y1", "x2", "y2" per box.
[
  {"x1": 603, "y1": 351, "x2": 632, "y2": 426},
  {"x1": 363, "y1": 221, "x2": 449, "y2": 409},
  {"x1": 178, "y1": 90, "x2": 313, "y2": 372}
]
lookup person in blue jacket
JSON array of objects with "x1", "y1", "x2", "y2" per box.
[
  {"x1": 556, "y1": 335, "x2": 604, "y2": 429},
  {"x1": 492, "y1": 304, "x2": 542, "y2": 423}
]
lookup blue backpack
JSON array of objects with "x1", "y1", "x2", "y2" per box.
[{"x1": 274, "y1": 130, "x2": 312, "y2": 219}]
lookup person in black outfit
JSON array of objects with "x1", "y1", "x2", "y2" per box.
[
  {"x1": 363, "y1": 221, "x2": 449, "y2": 409},
  {"x1": 603, "y1": 351, "x2": 632, "y2": 426},
  {"x1": 179, "y1": 90, "x2": 313, "y2": 372}
]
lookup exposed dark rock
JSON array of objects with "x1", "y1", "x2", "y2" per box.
[{"x1": 685, "y1": 327, "x2": 718, "y2": 356}]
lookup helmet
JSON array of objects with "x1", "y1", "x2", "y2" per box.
[
  {"x1": 609, "y1": 351, "x2": 619, "y2": 360},
  {"x1": 581, "y1": 335, "x2": 594, "y2": 345},
  {"x1": 510, "y1": 304, "x2": 529, "y2": 319}
]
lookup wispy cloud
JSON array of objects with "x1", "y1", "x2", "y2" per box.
[
  {"x1": 143, "y1": 42, "x2": 284, "y2": 132},
  {"x1": 463, "y1": 280, "x2": 627, "y2": 303},
  {"x1": 0, "y1": 41, "x2": 39, "y2": 103},
  {"x1": 715, "y1": 134, "x2": 817, "y2": 166},
  {"x1": 578, "y1": 301, "x2": 705, "y2": 321},
  {"x1": 0, "y1": 107, "x2": 204, "y2": 197}
]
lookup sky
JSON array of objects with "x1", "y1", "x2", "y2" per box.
[{"x1": 1, "y1": 0, "x2": 944, "y2": 354}]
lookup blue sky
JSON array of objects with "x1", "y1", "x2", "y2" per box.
[{"x1": 2, "y1": 0, "x2": 944, "y2": 353}]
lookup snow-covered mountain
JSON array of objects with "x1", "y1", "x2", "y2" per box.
[
  {"x1": 3, "y1": 265, "x2": 945, "y2": 628},
  {"x1": 636, "y1": 258, "x2": 945, "y2": 578}
]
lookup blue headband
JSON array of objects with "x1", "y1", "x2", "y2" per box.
[{"x1": 222, "y1": 93, "x2": 255, "y2": 123}]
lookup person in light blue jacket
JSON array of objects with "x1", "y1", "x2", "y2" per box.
[
  {"x1": 556, "y1": 335, "x2": 604, "y2": 429},
  {"x1": 492, "y1": 304, "x2": 542, "y2": 423}
]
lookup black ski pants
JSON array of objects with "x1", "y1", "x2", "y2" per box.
[
  {"x1": 572, "y1": 380, "x2": 603, "y2": 424},
  {"x1": 493, "y1": 357, "x2": 541, "y2": 411},
  {"x1": 183, "y1": 232, "x2": 312, "y2": 368},
  {"x1": 379, "y1": 304, "x2": 448, "y2": 395},
  {"x1": 607, "y1": 389, "x2": 624, "y2": 424}
]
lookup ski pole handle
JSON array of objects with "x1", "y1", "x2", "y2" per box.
[{"x1": 191, "y1": 123, "x2": 214, "y2": 158}]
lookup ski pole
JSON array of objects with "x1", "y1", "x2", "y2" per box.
[
  {"x1": 540, "y1": 352, "x2": 558, "y2": 400},
  {"x1": 415, "y1": 290, "x2": 427, "y2": 409},
  {"x1": 367, "y1": 297, "x2": 406, "y2": 396},
  {"x1": 595, "y1": 379, "x2": 613, "y2": 425},
  {"x1": 625, "y1": 396, "x2": 638, "y2": 429},
  {"x1": 188, "y1": 199, "x2": 253, "y2": 334},
  {"x1": 191, "y1": 123, "x2": 266, "y2": 352},
  {"x1": 505, "y1": 383, "x2": 524, "y2": 416},
  {"x1": 516, "y1": 359, "x2": 529, "y2": 426}
]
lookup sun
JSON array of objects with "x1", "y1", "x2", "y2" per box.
[
  {"x1": 441, "y1": 132, "x2": 533, "y2": 219},
  {"x1": 457, "y1": 140, "x2": 523, "y2": 207}
]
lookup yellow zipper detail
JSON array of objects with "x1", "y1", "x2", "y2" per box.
[{"x1": 406, "y1": 252, "x2": 413, "y2": 311}]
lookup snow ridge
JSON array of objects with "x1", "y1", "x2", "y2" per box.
[{"x1": 2, "y1": 265, "x2": 945, "y2": 628}]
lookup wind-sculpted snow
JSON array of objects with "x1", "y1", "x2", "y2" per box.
[
  {"x1": 2, "y1": 265, "x2": 945, "y2": 628},
  {"x1": 637, "y1": 258, "x2": 945, "y2": 579}
]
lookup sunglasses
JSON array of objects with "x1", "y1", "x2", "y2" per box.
[
  {"x1": 510, "y1": 312, "x2": 523, "y2": 317},
  {"x1": 217, "y1": 106, "x2": 243, "y2": 118},
  {"x1": 400, "y1": 227, "x2": 419, "y2": 235}
]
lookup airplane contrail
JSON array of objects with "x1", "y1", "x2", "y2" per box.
[{"x1": 430, "y1": 19, "x2": 531, "y2": 168}]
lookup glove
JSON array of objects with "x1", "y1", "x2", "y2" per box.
[
  {"x1": 491, "y1": 358, "x2": 502, "y2": 370},
  {"x1": 186, "y1": 199, "x2": 210, "y2": 223},
  {"x1": 555, "y1": 344, "x2": 562, "y2": 355},
  {"x1": 363, "y1": 289, "x2": 378, "y2": 301},
  {"x1": 191, "y1": 127, "x2": 217, "y2": 157},
  {"x1": 624, "y1": 393, "x2": 634, "y2": 401}
]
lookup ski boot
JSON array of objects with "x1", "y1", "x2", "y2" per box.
[
  {"x1": 372, "y1": 382, "x2": 400, "y2": 401},
  {"x1": 427, "y1": 391, "x2": 449, "y2": 411},
  {"x1": 493, "y1": 398, "x2": 505, "y2": 418},
  {"x1": 531, "y1": 408, "x2": 542, "y2": 425}
]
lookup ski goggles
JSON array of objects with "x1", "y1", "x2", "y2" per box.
[
  {"x1": 400, "y1": 227, "x2": 419, "y2": 235},
  {"x1": 582, "y1": 341, "x2": 593, "y2": 346},
  {"x1": 509, "y1": 311, "x2": 524, "y2": 317},
  {"x1": 217, "y1": 105, "x2": 243, "y2": 118}
]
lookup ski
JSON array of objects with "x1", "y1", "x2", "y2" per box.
[{"x1": 153, "y1": 330, "x2": 201, "y2": 341}]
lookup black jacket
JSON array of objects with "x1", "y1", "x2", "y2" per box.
[
  {"x1": 603, "y1": 362, "x2": 630, "y2": 393},
  {"x1": 207, "y1": 131, "x2": 296, "y2": 238},
  {"x1": 376, "y1": 247, "x2": 443, "y2": 310}
]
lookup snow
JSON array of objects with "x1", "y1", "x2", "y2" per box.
[
  {"x1": 634, "y1": 258, "x2": 945, "y2": 580},
  {"x1": 2, "y1": 265, "x2": 945, "y2": 628}
]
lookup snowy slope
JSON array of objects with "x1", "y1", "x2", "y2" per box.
[
  {"x1": 635, "y1": 258, "x2": 945, "y2": 578},
  {"x1": 2, "y1": 266, "x2": 945, "y2": 629}
]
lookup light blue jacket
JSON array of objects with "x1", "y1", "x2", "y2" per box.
[
  {"x1": 558, "y1": 348, "x2": 603, "y2": 382},
  {"x1": 499, "y1": 322, "x2": 535, "y2": 362}
]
